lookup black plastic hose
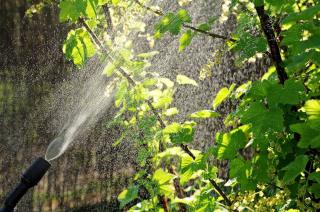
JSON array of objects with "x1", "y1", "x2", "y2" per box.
[{"x1": 0, "y1": 157, "x2": 51, "y2": 212}]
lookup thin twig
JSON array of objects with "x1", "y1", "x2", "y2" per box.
[
  {"x1": 102, "y1": 4, "x2": 113, "y2": 32},
  {"x1": 183, "y1": 24, "x2": 236, "y2": 42},
  {"x1": 255, "y1": 5, "x2": 288, "y2": 84},
  {"x1": 134, "y1": 0, "x2": 236, "y2": 42}
]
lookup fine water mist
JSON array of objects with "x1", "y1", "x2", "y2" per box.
[{"x1": 45, "y1": 60, "x2": 116, "y2": 161}]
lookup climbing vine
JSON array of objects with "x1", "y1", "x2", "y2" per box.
[{"x1": 30, "y1": 0, "x2": 320, "y2": 210}]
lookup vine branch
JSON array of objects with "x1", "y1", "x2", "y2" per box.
[
  {"x1": 134, "y1": 0, "x2": 236, "y2": 42},
  {"x1": 81, "y1": 19, "x2": 232, "y2": 207},
  {"x1": 255, "y1": 5, "x2": 288, "y2": 84},
  {"x1": 102, "y1": 4, "x2": 113, "y2": 33}
]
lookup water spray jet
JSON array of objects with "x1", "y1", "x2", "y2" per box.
[{"x1": 0, "y1": 157, "x2": 51, "y2": 212}]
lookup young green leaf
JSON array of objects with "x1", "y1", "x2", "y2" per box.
[
  {"x1": 63, "y1": 28, "x2": 95, "y2": 67},
  {"x1": 118, "y1": 185, "x2": 139, "y2": 209},
  {"x1": 216, "y1": 129, "x2": 247, "y2": 160},
  {"x1": 176, "y1": 74, "x2": 198, "y2": 86},
  {"x1": 189, "y1": 110, "x2": 220, "y2": 119},
  {"x1": 179, "y1": 30, "x2": 194, "y2": 51},
  {"x1": 282, "y1": 155, "x2": 308, "y2": 184},
  {"x1": 212, "y1": 84, "x2": 235, "y2": 109}
]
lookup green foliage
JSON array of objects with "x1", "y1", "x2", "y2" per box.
[
  {"x1": 154, "y1": 9, "x2": 191, "y2": 38},
  {"x1": 282, "y1": 155, "x2": 309, "y2": 184},
  {"x1": 212, "y1": 84, "x2": 235, "y2": 109},
  {"x1": 189, "y1": 110, "x2": 220, "y2": 119},
  {"x1": 176, "y1": 74, "x2": 198, "y2": 86},
  {"x1": 163, "y1": 122, "x2": 196, "y2": 144},
  {"x1": 63, "y1": 28, "x2": 95, "y2": 66},
  {"x1": 118, "y1": 185, "x2": 139, "y2": 209},
  {"x1": 58, "y1": 0, "x2": 320, "y2": 210},
  {"x1": 59, "y1": 0, "x2": 98, "y2": 22}
]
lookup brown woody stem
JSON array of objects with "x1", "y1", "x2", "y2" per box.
[{"x1": 255, "y1": 5, "x2": 288, "y2": 84}]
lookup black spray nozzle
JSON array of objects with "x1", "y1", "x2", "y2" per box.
[{"x1": 0, "y1": 157, "x2": 51, "y2": 212}]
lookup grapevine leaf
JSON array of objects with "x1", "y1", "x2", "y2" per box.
[
  {"x1": 290, "y1": 123, "x2": 320, "y2": 148},
  {"x1": 118, "y1": 185, "x2": 139, "y2": 209},
  {"x1": 163, "y1": 122, "x2": 196, "y2": 144},
  {"x1": 230, "y1": 158, "x2": 255, "y2": 191},
  {"x1": 155, "y1": 9, "x2": 192, "y2": 37},
  {"x1": 189, "y1": 110, "x2": 220, "y2": 119},
  {"x1": 212, "y1": 84, "x2": 235, "y2": 109},
  {"x1": 164, "y1": 107, "x2": 179, "y2": 116},
  {"x1": 179, "y1": 30, "x2": 194, "y2": 51},
  {"x1": 282, "y1": 5, "x2": 320, "y2": 24},
  {"x1": 176, "y1": 74, "x2": 198, "y2": 86},
  {"x1": 309, "y1": 172, "x2": 320, "y2": 184},
  {"x1": 240, "y1": 102, "x2": 284, "y2": 139},
  {"x1": 282, "y1": 155, "x2": 308, "y2": 184},
  {"x1": 59, "y1": 0, "x2": 98, "y2": 23},
  {"x1": 216, "y1": 129, "x2": 247, "y2": 160},
  {"x1": 153, "y1": 169, "x2": 175, "y2": 185},
  {"x1": 63, "y1": 28, "x2": 95, "y2": 67}
]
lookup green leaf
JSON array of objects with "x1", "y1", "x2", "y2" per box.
[
  {"x1": 63, "y1": 28, "x2": 95, "y2": 67},
  {"x1": 230, "y1": 157, "x2": 255, "y2": 191},
  {"x1": 212, "y1": 84, "x2": 235, "y2": 109},
  {"x1": 115, "y1": 80, "x2": 128, "y2": 107},
  {"x1": 152, "y1": 168, "x2": 175, "y2": 185},
  {"x1": 177, "y1": 9, "x2": 192, "y2": 22},
  {"x1": 163, "y1": 122, "x2": 196, "y2": 144},
  {"x1": 240, "y1": 102, "x2": 284, "y2": 140},
  {"x1": 179, "y1": 30, "x2": 194, "y2": 51},
  {"x1": 216, "y1": 129, "x2": 247, "y2": 160},
  {"x1": 232, "y1": 32, "x2": 267, "y2": 62},
  {"x1": 309, "y1": 172, "x2": 320, "y2": 184},
  {"x1": 154, "y1": 9, "x2": 192, "y2": 37},
  {"x1": 118, "y1": 185, "x2": 139, "y2": 209},
  {"x1": 164, "y1": 107, "x2": 179, "y2": 116},
  {"x1": 180, "y1": 153, "x2": 205, "y2": 185},
  {"x1": 290, "y1": 123, "x2": 320, "y2": 149},
  {"x1": 248, "y1": 79, "x2": 305, "y2": 106},
  {"x1": 102, "y1": 62, "x2": 117, "y2": 76},
  {"x1": 59, "y1": 0, "x2": 98, "y2": 23},
  {"x1": 302, "y1": 100, "x2": 320, "y2": 120},
  {"x1": 189, "y1": 110, "x2": 220, "y2": 119},
  {"x1": 176, "y1": 74, "x2": 198, "y2": 86},
  {"x1": 282, "y1": 5, "x2": 320, "y2": 24},
  {"x1": 282, "y1": 155, "x2": 308, "y2": 184}
]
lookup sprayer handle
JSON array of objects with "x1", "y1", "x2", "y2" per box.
[
  {"x1": 2, "y1": 181, "x2": 29, "y2": 211},
  {"x1": 0, "y1": 206, "x2": 14, "y2": 212}
]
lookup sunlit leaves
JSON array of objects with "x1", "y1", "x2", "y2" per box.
[
  {"x1": 240, "y1": 102, "x2": 284, "y2": 148},
  {"x1": 189, "y1": 110, "x2": 220, "y2": 119},
  {"x1": 179, "y1": 30, "x2": 194, "y2": 51},
  {"x1": 163, "y1": 122, "x2": 196, "y2": 144},
  {"x1": 63, "y1": 28, "x2": 95, "y2": 67},
  {"x1": 247, "y1": 79, "x2": 305, "y2": 106},
  {"x1": 230, "y1": 157, "x2": 255, "y2": 191},
  {"x1": 164, "y1": 107, "x2": 179, "y2": 116},
  {"x1": 216, "y1": 129, "x2": 247, "y2": 160},
  {"x1": 118, "y1": 185, "x2": 139, "y2": 209},
  {"x1": 212, "y1": 84, "x2": 235, "y2": 109},
  {"x1": 290, "y1": 123, "x2": 320, "y2": 148},
  {"x1": 176, "y1": 74, "x2": 198, "y2": 86},
  {"x1": 59, "y1": 0, "x2": 98, "y2": 22},
  {"x1": 154, "y1": 9, "x2": 191, "y2": 38},
  {"x1": 282, "y1": 5, "x2": 320, "y2": 24},
  {"x1": 152, "y1": 169, "x2": 175, "y2": 197},
  {"x1": 180, "y1": 153, "x2": 205, "y2": 185},
  {"x1": 302, "y1": 100, "x2": 320, "y2": 120},
  {"x1": 282, "y1": 155, "x2": 309, "y2": 184}
]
